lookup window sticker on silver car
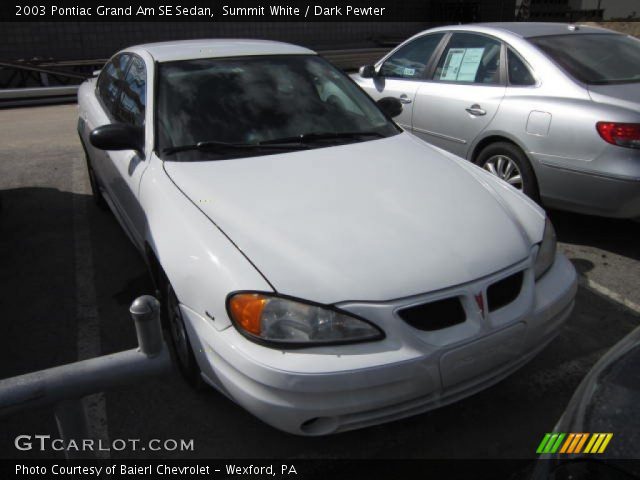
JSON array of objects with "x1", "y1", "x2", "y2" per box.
[{"x1": 440, "y1": 47, "x2": 485, "y2": 81}]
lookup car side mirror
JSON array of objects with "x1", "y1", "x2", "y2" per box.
[
  {"x1": 377, "y1": 97, "x2": 403, "y2": 119},
  {"x1": 359, "y1": 65, "x2": 377, "y2": 78},
  {"x1": 90, "y1": 124, "x2": 144, "y2": 155}
]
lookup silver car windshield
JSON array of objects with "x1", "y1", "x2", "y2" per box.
[
  {"x1": 156, "y1": 55, "x2": 400, "y2": 160},
  {"x1": 530, "y1": 33, "x2": 640, "y2": 85}
]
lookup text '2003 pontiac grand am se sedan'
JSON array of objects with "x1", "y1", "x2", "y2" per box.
[{"x1": 77, "y1": 39, "x2": 577, "y2": 435}]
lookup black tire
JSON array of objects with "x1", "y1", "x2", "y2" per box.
[
  {"x1": 476, "y1": 141, "x2": 539, "y2": 202},
  {"x1": 164, "y1": 281, "x2": 206, "y2": 390},
  {"x1": 84, "y1": 151, "x2": 108, "y2": 210}
]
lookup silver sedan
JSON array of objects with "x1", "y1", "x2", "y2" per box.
[{"x1": 353, "y1": 22, "x2": 640, "y2": 219}]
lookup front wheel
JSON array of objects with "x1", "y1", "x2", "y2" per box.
[
  {"x1": 84, "y1": 151, "x2": 108, "y2": 210},
  {"x1": 165, "y1": 282, "x2": 205, "y2": 390},
  {"x1": 476, "y1": 142, "x2": 539, "y2": 202}
]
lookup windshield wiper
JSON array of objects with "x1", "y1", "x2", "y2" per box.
[
  {"x1": 163, "y1": 140, "x2": 310, "y2": 155},
  {"x1": 163, "y1": 132, "x2": 384, "y2": 155},
  {"x1": 258, "y1": 131, "x2": 384, "y2": 145}
]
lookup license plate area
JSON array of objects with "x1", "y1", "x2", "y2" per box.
[{"x1": 439, "y1": 322, "x2": 526, "y2": 388}]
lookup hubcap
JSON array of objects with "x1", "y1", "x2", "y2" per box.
[
  {"x1": 168, "y1": 289, "x2": 190, "y2": 367},
  {"x1": 483, "y1": 155, "x2": 523, "y2": 190}
]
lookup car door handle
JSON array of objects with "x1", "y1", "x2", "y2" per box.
[
  {"x1": 398, "y1": 94, "x2": 412, "y2": 104},
  {"x1": 465, "y1": 104, "x2": 486, "y2": 116}
]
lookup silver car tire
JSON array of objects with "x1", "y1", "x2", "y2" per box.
[{"x1": 477, "y1": 142, "x2": 539, "y2": 202}]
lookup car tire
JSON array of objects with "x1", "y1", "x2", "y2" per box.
[
  {"x1": 164, "y1": 281, "x2": 206, "y2": 391},
  {"x1": 84, "y1": 151, "x2": 108, "y2": 210},
  {"x1": 476, "y1": 142, "x2": 539, "y2": 202}
]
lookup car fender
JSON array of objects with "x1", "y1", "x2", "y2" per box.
[
  {"x1": 139, "y1": 155, "x2": 273, "y2": 331},
  {"x1": 414, "y1": 137, "x2": 546, "y2": 245},
  {"x1": 456, "y1": 158, "x2": 546, "y2": 244}
]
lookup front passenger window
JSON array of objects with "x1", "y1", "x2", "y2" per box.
[{"x1": 379, "y1": 33, "x2": 445, "y2": 80}]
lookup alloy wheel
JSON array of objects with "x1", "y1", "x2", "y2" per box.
[{"x1": 483, "y1": 155, "x2": 523, "y2": 190}]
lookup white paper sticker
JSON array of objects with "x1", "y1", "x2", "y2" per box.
[
  {"x1": 440, "y1": 47, "x2": 485, "y2": 82},
  {"x1": 440, "y1": 48, "x2": 465, "y2": 81},
  {"x1": 403, "y1": 67, "x2": 416, "y2": 77},
  {"x1": 457, "y1": 48, "x2": 484, "y2": 82}
]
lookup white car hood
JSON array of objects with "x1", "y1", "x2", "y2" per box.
[{"x1": 164, "y1": 133, "x2": 537, "y2": 304}]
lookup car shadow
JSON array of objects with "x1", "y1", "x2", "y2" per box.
[
  {"x1": 0, "y1": 184, "x2": 163, "y2": 459},
  {"x1": 548, "y1": 209, "x2": 640, "y2": 262},
  {"x1": 569, "y1": 258, "x2": 595, "y2": 276},
  {"x1": 0, "y1": 186, "x2": 83, "y2": 378}
]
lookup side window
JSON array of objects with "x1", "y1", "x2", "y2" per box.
[
  {"x1": 114, "y1": 56, "x2": 146, "y2": 126},
  {"x1": 433, "y1": 33, "x2": 502, "y2": 85},
  {"x1": 507, "y1": 48, "x2": 536, "y2": 86},
  {"x1": 97, "y1": 54, "x2": 131, "y2": 115},
  {"x1": 379, "y1": 33, "x2": 445, "y2": 80}
]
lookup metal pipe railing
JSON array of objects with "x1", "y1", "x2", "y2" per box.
[{"x1": 0, "y1": 295, "x2": 171, "y2": 458}]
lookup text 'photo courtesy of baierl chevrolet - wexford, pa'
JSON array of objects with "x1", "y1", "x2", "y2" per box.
[{"x1": 0, "y1": 1, "x2": 639, "y2": 479}]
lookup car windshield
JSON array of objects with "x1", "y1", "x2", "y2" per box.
[
  {"x1": 530, "y1": 33, "x2": 640, "y2": 85},
  {"x1": 156, "y1": 55, "x2": 400, "y2": 161}
]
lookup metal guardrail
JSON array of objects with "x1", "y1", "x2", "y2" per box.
[
  {"x1": 0, "y1": 61, "x2": 89, "y2": 81},
  {"x1": 0, "y1": 295, "x2": 171, "y2": 459},
  {"x1": 0, "y1": 86, "x2": 80, "y2": 108},
  {"x1": 0, "y1": 47, "x2": 391, "y2": 107},
  {"x1": 321, "y1": 47, "x2": 390, "y2": 70},
  {"x1": 0, "y1": 86, "x2": 79, "y2": 99}
]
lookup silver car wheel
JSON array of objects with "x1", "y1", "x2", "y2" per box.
[{"x1": 483, "y1": 155, "x2": 523, "y2": 190}]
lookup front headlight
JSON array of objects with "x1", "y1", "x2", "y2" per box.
[
  {"x1": 227, "y1": 292, "x2": 384, "y2": 347},
  {"x1": 534, "y1": 217, "x2": 557, "y2": 280}
]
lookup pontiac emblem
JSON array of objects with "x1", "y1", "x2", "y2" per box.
[{"x1": 474, "y1": 293, "x2": 485, "y2": 316}]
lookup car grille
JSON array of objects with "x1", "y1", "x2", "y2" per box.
[
  {"x1": 397, "y1": 297, "x2": 466, "y2": 331},
  {"x1": 487, "y1": 271, "x2": 523, "y2": 312},
  {"x1": 397, "y1": 269, "x2": 526, "y2": 331}
]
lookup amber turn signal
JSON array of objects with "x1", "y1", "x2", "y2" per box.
[{"x1": 228, "y1": 293, "x2": 267, "y2": 335}]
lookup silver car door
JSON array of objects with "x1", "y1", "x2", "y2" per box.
[
  {"x1": 356, "y1": 33, "x2": 447, "y2": 130},
  {"x1": 411, "y1": 32, "x2": 507, "y2": 158},
  {"x1": 100, "y1": 55, "x2": 149, "y2": 249}
]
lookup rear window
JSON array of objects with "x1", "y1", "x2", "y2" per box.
[{"x1": 530, "y1": 33, "x2": 640, "y2": 85}]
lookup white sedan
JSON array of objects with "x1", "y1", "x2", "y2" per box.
[{"x1": 77, "y1": 39, "x2": 577, "y2": 435}]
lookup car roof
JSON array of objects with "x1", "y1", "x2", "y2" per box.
[
  {"x1": 131, "y1": 39, "x2": 315, "y2": 62},
  {"x1": 469, "y1": 22, "x2": 614, "y2": 38}
]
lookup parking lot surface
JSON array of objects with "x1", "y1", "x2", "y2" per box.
[{"x1": 0, "y1": 104, "x2": 638, "y2": 459}]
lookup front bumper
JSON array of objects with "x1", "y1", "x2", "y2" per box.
[{"x1": 182, "y1": 253, "x2": 577, "y2": 435}]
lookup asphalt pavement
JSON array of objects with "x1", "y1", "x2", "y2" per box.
[{"x1": 0, "y1": 104, "x2": 638, "y2": 459}]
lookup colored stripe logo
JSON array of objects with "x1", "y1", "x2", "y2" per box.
[{"x1": 536, "y1": 433, "x2": 613, "y2": 454}]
